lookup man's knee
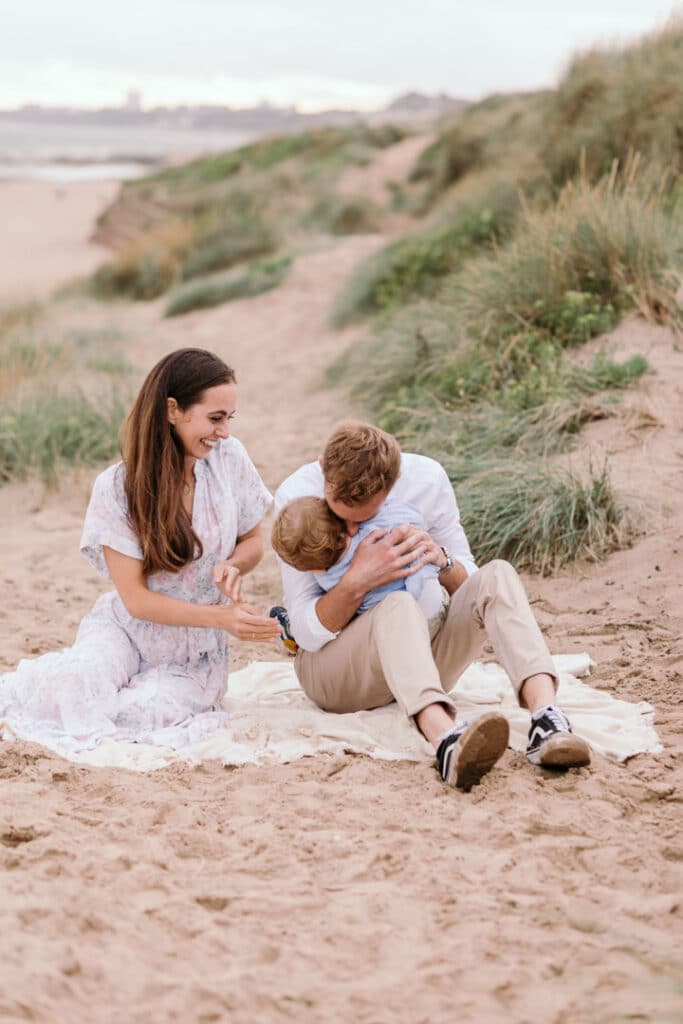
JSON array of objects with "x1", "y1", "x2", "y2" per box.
[
  {"x1": 475, "y1": 559, "x2": 526, "y2": 601},
  {"x1": 372, "y1": 590, "x2": 422, "y2": 621},
  {"x1": 480, "y1": 558, "x2": 517, "y2": 580}
]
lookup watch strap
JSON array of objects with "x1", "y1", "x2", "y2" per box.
[{"x1": 438, "y1": 546, "x2": 453, "y2": 575}]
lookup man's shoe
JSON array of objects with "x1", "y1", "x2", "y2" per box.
[
  {"x1": 436, "y1": 713, "x2": 510, "y2": 790},
  {"x1": 526, "y1": 705, "x2": 591, "y2": 768},
  {"x1": 268, "y1": 606, "x2": 299, "y2": 655}
]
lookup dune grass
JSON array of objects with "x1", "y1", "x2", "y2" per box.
[
  {"x1": 541, "y1": 18, "x2": 683, "y2": 184},
  {"x1": 331, "y1": 185, "x2": 519, "y2": 325},
  {"x1": 328, "y1": 167, "x2": 674, "y2": 571},
  {"x1": 336, "y1": 167, "x2": 678, "y2": 414},
  {"x1": 326, "y1": 23, "x2": 682, "y2": 573},
  {"x1": 0, "y1": 325, "x2": 133, "y2": 487},
  {"x1": 164, "y1": 255, "x2": 292, "y2": 317},
  {"x1": 305, "y1": 194, "x2": 384, "y2": 235},
  {"x1": 142, "y1": 124, "x2": 409, "y2": 192},
  {"x1": 89, "y1": 121, "x2": 415, "y2": 303},
  {"x1": 0, "y1": 389, "x2": 128, "y2": 488},
  {"x1": 457, "y1": 462, "x2": 632, "y2": 574},
  {"x1": 403, "y1": 19, "x2": 683, "y2": 215},
  {"x1": 455, "y1": 168, "x2": 681, "y2": 346},
  {"x1": 180, "y1": 218, "x2": 278, "y2": 281},
  {"x1": 91, "y1": 220, "x2": 195, "y2": 300}
]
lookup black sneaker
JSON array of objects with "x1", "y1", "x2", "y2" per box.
[
  {"x1": 268, "y1": 606, "x2": 299, "y2": 655},
  {"x1": 436, "y1": 713, "x2": 510, "y2": 790},
  {"x1": 526, "y1": 705, "x2": 591, "y2": 768}
]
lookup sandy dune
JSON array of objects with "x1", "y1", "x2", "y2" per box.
[{"x1": 0, "y1": 173, "x2": 681, "y2": 1023}]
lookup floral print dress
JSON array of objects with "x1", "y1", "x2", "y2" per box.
[{"x1": 0, "y1": 438, "x2": 272, "y2": 755}]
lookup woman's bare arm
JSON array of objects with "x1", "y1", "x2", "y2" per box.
[{"x1": 103, "y1": 546, "x2": 280, "y2": 641}]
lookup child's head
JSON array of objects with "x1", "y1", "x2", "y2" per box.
[{"x1": 272, "y1": 497, "x2": 348, "y2": 572}]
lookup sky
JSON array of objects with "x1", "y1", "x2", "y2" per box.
[{"x1": 0, "y1": 1, "x2": 678, "y2": 112}]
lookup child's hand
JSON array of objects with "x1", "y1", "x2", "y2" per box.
[{"x1": 213, "y1": 561, "x2": 242, "y2": 602}]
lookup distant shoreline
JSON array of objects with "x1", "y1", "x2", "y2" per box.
[
  {"x1": 0, "y1": 94, "x2": 464, "y2": 183},
  {"x1": 0, "y1": 161, "x2": 154, "y2": 183},
  {"x1": 0, "y1": 117, "x2": 258, "y2": 182}
]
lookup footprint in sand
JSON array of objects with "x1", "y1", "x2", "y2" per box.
[{"x1": 0, "y1": 825, "x2": 43, "y2": 847}]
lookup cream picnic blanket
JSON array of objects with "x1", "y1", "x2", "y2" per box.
[{"x1": 54, "y1": 653, "x2": 660, "y2": 772}]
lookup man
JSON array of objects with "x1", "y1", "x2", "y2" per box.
[{"x1": 274, "y1": 421, "x2": 590, "y2": 789}]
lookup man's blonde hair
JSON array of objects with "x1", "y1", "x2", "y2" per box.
[
  {"x1": 272, "y1": 497, "x2": 348, "y2": 572},
  {"x1": 321, "y1": 421, "x2": 401, "y2": 506}
]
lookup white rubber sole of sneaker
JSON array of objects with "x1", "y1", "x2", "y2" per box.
[
  {"x1": 528, "y1": 732, "x2": 591, "y2": 768},
  {"x1": 445, "y1": 712, "x2": 510, "y2": 790}
]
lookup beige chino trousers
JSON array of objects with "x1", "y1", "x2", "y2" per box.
[{"x1": 294, "y1": 559, "x2": 557, "y2": 718}]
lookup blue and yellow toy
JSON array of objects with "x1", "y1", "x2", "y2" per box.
[{"x1": 268, "y1": 606, "x2": 299, "y2": 656}]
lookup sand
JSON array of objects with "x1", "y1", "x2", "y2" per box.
[
  {"x1": 0, "y1": 180, "x2": 119, "y2": 301},
  {"x1": 0, "y1": 168, "x2": 681, "y2": 1024}
]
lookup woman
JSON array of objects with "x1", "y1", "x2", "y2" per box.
[{"x1": 0, "y1": 348, "x2": 280, "y2": 754}]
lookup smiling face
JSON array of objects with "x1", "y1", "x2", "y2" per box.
[{"x1": 168, "y1": 381, "x2": 237, "y2": 462}]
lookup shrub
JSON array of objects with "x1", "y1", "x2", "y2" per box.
[
  {"x1": 181, "y1": 217, "x2": 278, "y2": 280},
  {"x1": 331, "y1": 188, "x2": 519, "y2": 325},
  {"x1": 91, "y1": 220, "x2": 194, "y2": 300},
  {"x1": 406, "y1": 92, "x2": 548, "y2": 211},
  {"x1": 542, "y1": 18, "x2": 683, "y2": 183},
  {"x1": 142, "y1": 124, "x2": 410, "y2": 192},
  {"x1": 0, "y1": 301, "x2": 43, "y2": 336},
  {"x1": 165, "y1": 255, "x2": 292, "y2": 317},
  {"x1": 0, "y1": 388, "x2": 127, "y2": 487},
  {"x1": 457, "y1": 462, "x2": 632, "y2": 574},
  {"x1": 452, "y1": 169, "x2": 682, "y2": 385},
  {"x1": 408, "y1": 123, "x2": 484, "y2": 189},
  {"x1": 306, "y1": 194, "x2": 383, "y2": 235}
]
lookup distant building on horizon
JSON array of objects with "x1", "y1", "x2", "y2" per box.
[{"x1": 124, "y1": 89, "x2": 142, "y2": 113}]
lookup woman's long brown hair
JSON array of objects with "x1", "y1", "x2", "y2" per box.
[{"x1": 121, "y1": 349, "x2": 235, "y2": 575}]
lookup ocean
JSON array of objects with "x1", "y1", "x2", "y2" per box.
[{"x1": 0, "y1": 117, "x2": 254, "y2": 182}]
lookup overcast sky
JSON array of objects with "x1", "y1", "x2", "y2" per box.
[{"x1": 0, "y1": 1, "x2": 678, "y2": 111}]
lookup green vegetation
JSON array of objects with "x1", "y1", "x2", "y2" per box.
[
  {"x1": 541, "y1": 23, "x2": 683, "y2": 184},
  {"x1": 91, "y1": 220, "x2": 194, "y2": 300},
  {"x1": 180, "y1": 218, "x2": 277, "y2": 281},
  {"x1": 332, "y1": 185, "x2": 519, "y2": 325},
  {"x1": 141, "y1": 124, "x2": 408, "y2": 192},
  {"x1": 327, "y1": 21, "x2": 683, "y2": 572},
  {"x1": 0, "y1": 389, "x2": 128, "y2": 488},
  {"x1": 0, "y1": 324, "x2": 132, "y2": 487},
  {"x1": 455, "y1": 172, "x2": 681, "y2": 347},
  {"x1": 402, "y1": 19, "x2": 682, "y2": 215},
  {"x1": 305, "y1": 194, "x2": 384, "y2": 235},
  {"x1": 164, "y1": 255, "x2": 292, "y2": 317},
  {"x1": 457, "y1": 463, "x2": 631, "y2": 574},
  {"x1": 89, "y1": 123, "x2": 412, "y2": 303}
]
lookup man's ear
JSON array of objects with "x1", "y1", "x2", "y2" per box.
[{"x1": 167, "y1": 397, "x2": 178, "y2": 425}]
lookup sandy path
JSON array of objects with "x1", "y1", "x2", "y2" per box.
[{"x1": 1, "y1": 177, "x2": 682, "y2": 1023}]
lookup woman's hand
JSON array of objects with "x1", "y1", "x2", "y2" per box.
[
  {"x1": 218, "y1": 601, "x2": 282, "y2": 642},
  {"x1": 213, "y1": 560, "x2": 243, "y2": 602}
]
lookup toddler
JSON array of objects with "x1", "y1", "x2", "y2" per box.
[{"x1": 271, "y1": 496, "x2": 446, "y2": 628}]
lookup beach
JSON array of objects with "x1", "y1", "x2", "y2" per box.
[{"x1": 0, "y1": 166, "x2": 682, "y2": 1024}]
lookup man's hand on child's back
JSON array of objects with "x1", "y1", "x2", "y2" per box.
[
  {"x1": 390, "y1": 523, "x2": 443, "y2": 570},
  {"x1": 346, "y1": 528, "x2": 427, "y2": 593}
]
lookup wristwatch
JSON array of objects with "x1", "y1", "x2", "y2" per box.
[{"x1": 438, "y1": 546, "x2": 454, "y2": 575}]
